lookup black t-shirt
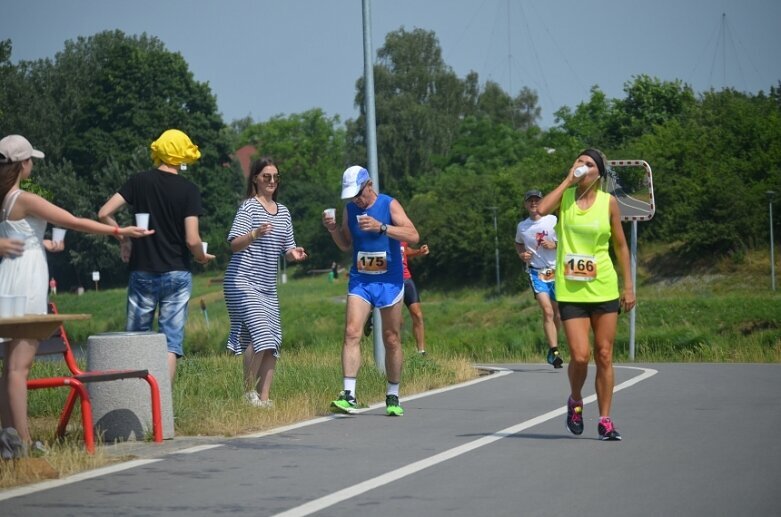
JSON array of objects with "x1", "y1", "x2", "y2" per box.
[{"x1": 118, "y1": 169, "x2": 204, "y2": 273}]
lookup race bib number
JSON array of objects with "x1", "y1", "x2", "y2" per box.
[
  {"x1": 564, "y1": 253, "x2": 597, "y2": 282},
  {"x1": 538, "y1": 268, "x2": 555, "y2": 282},
  {"x1": 357, "y1": 251, "x2": 387, "y2": 275}
]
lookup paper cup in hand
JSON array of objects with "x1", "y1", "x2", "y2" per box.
[
  {"x1": 324, "y1": 208, "x2": 336, "y2": 220},
  {"x1": 202, "y1": 242, "x2": 208, "y2": 255},
  {"x1": 52, "y1": 227, "x2": 66, "y2": 243},
  {"x1": 135, "y1": 213, "x2": 150, "y2": 230}
]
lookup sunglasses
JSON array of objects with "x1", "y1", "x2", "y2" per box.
[
  {"x1": 259, "y1": 173, "x2": 280, "y2": 183},
  {"x1": 353, "y1": 182, "x2": 369, "y2": 199}
]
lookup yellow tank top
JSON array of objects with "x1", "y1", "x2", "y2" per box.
[{"x1": 555, "y1": 188, "x2": 618, "y2": 302}]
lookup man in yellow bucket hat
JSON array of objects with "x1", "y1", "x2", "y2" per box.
[{"x1": 99, "y1": 129, "x2": 214, "y2": 384}]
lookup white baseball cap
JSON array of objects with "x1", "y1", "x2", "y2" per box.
[
  {"x1": 0, "y1": 135, "x2": 45, "y2": 164},
  {"x1": 340, "y1": 165, "x2": 371, "y2": 199}
]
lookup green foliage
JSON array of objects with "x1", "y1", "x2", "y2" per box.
[
  {"x1": 347, "y1": 28, "x2": 541, "y2": 200},
  {"x1": 624, "y1": 87, "x2": 781, "y2": 256},
  {"x1": 1, "y1": 33, "x2": 241, "y2": 288}
]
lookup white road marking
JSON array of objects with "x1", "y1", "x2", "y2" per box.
[
  {"x1": 272, "y1": 366, "x2": 658, "y2": 517},
  {"x1": 173, "y1": 444, "x2": 224, "y2": 454}
]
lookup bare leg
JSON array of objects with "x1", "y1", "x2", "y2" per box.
[
  {"x1": 380, "y1": 302, "x2": 403, "y2": 383},
  {"x1": 562, "y1": 317, "x2": 592, "y2": 401},
  {"x1": 591, "y1": 311, "x2": 618, "y2": 417},
  {"x1": 342, "y1": 296, "x2": 373, "y2": 377},
  {"x1": 256, "y1": 351, "x2": 277, "y2": 401},
  {"x1": 536, "y1": 294, "x2": 560, "y2": 349},
  {"x1": 243, "y1": 345, "x2": 262, "y2": 392},
  {"x1": 407, "y1": 302, "x2": 426, "y2": 352},
  {"x1": 167, "y1": 352, "x2": 177, "y2": 386},
  {"x1": 0, "y1": 339, "x2": 39, "y2": 443}
]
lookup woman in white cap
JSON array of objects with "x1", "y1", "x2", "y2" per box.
[{"x1": 0, "y1": 134, "x2": 152, "y2": 458}]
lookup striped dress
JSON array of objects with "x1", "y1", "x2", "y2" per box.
[{"x1": 224, "y1": 198, "x2": 296, "y2": 356}]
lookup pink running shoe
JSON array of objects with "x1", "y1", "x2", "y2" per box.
[{"x1": 598, "y1": 416, "x2": 622, "y2": 441}]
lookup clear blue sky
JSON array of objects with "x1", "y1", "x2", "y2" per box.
[{"x1": 3, "y1": 0, "x2": 779, "y2": 128}]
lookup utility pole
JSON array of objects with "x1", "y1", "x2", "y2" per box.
[
  {"x1": 769, "y1": 191, "x2": 776, "y2": 291},
  {"x1": 487, "y1": 206, "x2": 500, "y2": 292},
  {"x1": 361, "y1": 0, "x2": 385, "y2": 372}
]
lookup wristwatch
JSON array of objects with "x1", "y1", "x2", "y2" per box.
[{"x1": 379, "y1": 223, "x2": 388, "y2": 235}]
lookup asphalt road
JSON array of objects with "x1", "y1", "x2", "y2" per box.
[{"x1": 2, "y1": 363, "x2": 779, "y2": 516}]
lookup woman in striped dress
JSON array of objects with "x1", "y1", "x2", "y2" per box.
[{"x1": 223, "y1": 157, "x2": 307, "y2": 408}]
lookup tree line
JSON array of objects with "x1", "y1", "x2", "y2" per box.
[{"x1": 1, "y1": 28, "x2": 779, "y2": 291}]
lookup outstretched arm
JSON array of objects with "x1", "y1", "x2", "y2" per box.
[{"x1": 22, "y1": 191, "x2": 152, "y2": 238}]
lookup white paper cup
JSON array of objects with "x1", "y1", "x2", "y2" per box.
[
  {"x1": 356, "y1": 214, "x2": 368, "y2": 223},
  {"x1": 324, "y1": 208, "x2": 336, "y2": 219},
  {"x1": 201, "y1": 242, "x2": 208, "y2": 255},
  {"x1": 12, "y1": 296, "x2": 25, "y2": 316},
  {"x1": 0, "y1": 295, "x2": 14, "y2": 318},
  {"x1": 52, "y1": 227, "x2": 66, "y2": 242},
  {"x1": 135, "y1": 213, "x2": 150, "y2": 230}
]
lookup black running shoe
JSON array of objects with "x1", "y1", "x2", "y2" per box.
[
  {"x1": 547, "y1": 347, "x2": 564, "y2": 368},
  {"x1": 566, "y1": 397, "x2": 584, "y2": 435},
  {"x1": 598, "y1": 417, "x2": 622, "y2": 441}
]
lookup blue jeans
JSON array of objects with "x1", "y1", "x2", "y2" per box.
[{"x1": 127, "y1": 270, "x2": 192, "y2": 356}]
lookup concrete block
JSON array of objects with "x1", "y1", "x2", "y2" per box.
[{"x1": 86, "y1": 332, "x2": 174, "y2": 442}]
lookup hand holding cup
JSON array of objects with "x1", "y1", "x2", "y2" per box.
[
  {"x1": 134, "y1": 213, "x2": 150, "y2": 230},
  {"x1": 356, "y1": 214, "x2": 374, "y2": 231},
  {"x1": 322, "y1": 208, "x2": 337, "y2": 231}
]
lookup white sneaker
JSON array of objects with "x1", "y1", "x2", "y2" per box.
[{"x1": 244, "y1": 391, "x2": 274, "y2": 409}]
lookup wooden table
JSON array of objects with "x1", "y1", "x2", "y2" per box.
[{"x1": 0, "y1": 313, "x2": 91, "y2": 340}]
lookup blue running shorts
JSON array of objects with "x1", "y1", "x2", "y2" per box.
[
  {"x1": 527, "y1": 268, "x2": 556, "y2": 301},
  {"x1": 348, "y1": 280, "x2": 404, "y2": 309}
]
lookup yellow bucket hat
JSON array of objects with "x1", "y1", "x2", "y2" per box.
[{"x1": 150, "y1": 129, "x2": 201, "y2": 167}]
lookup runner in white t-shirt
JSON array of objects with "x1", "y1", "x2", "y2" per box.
[{"x1": 515, "y1": 189, "x2": 563, "y2": 368}]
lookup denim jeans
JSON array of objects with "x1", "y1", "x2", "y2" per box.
[{"x1": 127, "y1": 270, "x2": 192, "y2": 356}]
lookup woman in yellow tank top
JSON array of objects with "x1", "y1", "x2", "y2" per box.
[{"x1": 537, "y1": 149, "x2": 635, "y2": 441}]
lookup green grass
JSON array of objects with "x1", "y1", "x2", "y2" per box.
[{"x1": 44, "y1": 266, "x2": 781, "y2": 364}]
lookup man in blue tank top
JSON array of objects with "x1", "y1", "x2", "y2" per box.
[{"x1": 323, "y1": 166, "x2": 419, "y2": 416}]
